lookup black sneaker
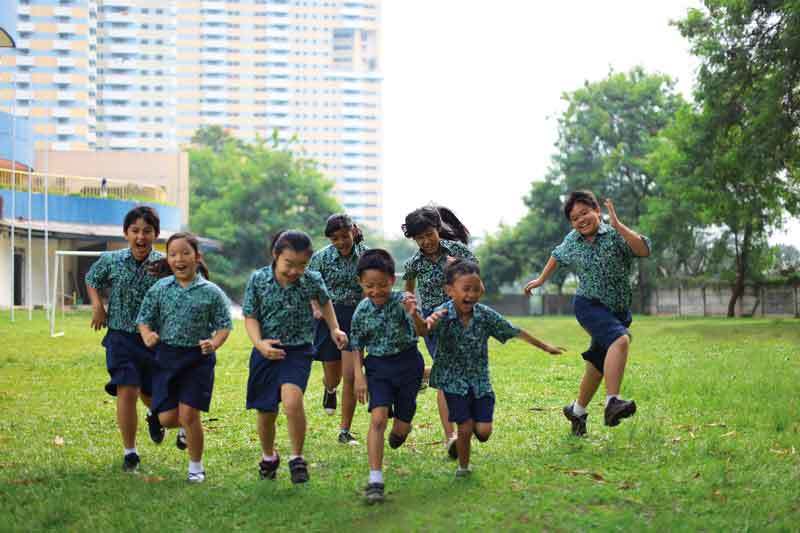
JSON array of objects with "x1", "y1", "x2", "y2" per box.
[
  {"x1": 323, "y1": 387, "x2": 337, "y2": 416},
  {"x1": 604, "y1": 397, "x2": 637, "y2": 427},
  {"x1": 258, "y1": 453, "x2": 280, "y2": 480},
  {"x1": 146, "y1": 412, "x2": 165, "y2": 444},
  {"x1": 364, "y1": 482, "x2": 385, "y2": 504},
  {"x1": 563, "y1": 404, "x2": 588, "y2": 437},
  {"x1": 122, "y1": 452, "x2": 140, "y2": 472},
  {"x1": 289, "y1": 457, "x2": 309, "y2": 484},
  {"x1": 388, "y1": 432, "x2": 407, "y2": 449},
  {"x1": 176, "y1": 430, "x2": 187, "y2": 450},
  {"x1": 338, "y1": 430, "x2": 359, "y2": 445}
]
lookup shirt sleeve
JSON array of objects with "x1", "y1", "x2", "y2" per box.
[
  {"x1": 308, "y1": 250, "x2": 323, "y2": 275},
  {"x1": 402, "y1": 257, "x2": 416, "y2": 282},
  {"x1": 348, "y1": 306, "x2": 369, "y2": 351},
  {"x1": 241, "y1": 271, "x2": 260, "y2": 317},
  {"x1": 451, "y1": 242, "x2": 478, "y2": 263},
  {"x1": 210, "y1": 286, "x2": 233, "y2": 331},
  {"x1": 551, "y1": 233, "x2": 573, "y2": 267},
  {"x1": 484, "y1": 306, "x2": 520, "y2": 343},
  {"x1": 136, "y1": 284, "x2": 161, "y2": 330},
  {"x1": 310, "y1": 271, "x2": 331, "y2": 306},
  {"x1": 85, "y1": 253, "x2": 112, "y2": 289}
]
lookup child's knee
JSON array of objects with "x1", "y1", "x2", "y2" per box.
[
  {"x1": 614, "y1": 334, "x2": 630, "y2": 350},
  {"x1": 159, "y1": 410, "x2": 179, "y2": 428},
  {"x1": 474, "y1": 425, "x2": 492, "y2": 442},
  {"x1": 370, "y1": 412, "x2": 388, "y2": 433},
  {"x1": 178, "y1": 406, "x2": 199, "y2": 427},
  {"x1": 457, "y1": 421, "x2": 474, "y2": 438}
]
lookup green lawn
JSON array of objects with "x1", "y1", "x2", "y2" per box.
[{"x1": 1, "y1": 311, "x2": 798, "y2": 531}]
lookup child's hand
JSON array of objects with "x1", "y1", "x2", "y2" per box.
[
  {"x1": 91, "y1": 305, "x2": 107, "y2": 331},
  {"x1": 446, "y1": 255, "x2": 456, "y2": 265},
  {"x1": 605, "y1": 199, "x2": 621, "y2": 229},
  {"x1": 354, "y1": 373, "x2": 368, "y2": 404},
  {"x1": 523, "y1": 278, "x2": 543, "y2": 295},
  {"x1": 312, "y1": 308, "x2": 323, "y2": 320},
  {"x1": 331, "y1": 329, "x2": 348, "y2": 350},
  {"x1": 257, "y1": 339, "x2": 286, "y2": 360},
  {"x1": 402, "y1": 292, "x2": 418, "y2": 315},
  {"x1": 425, "y1": 309, "x2": 446, "y2": 329},
  {"x1": 199, "y1": 339, "x2": 216, "y2": 355},
  {"x1": 142, "y1": 331, "x2": 160, "y2": 348},
  {"x1": 542, "y1": 344, "x2": 566, "y2": 355}
]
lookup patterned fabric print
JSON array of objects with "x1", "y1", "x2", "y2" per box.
[
  {"x1": 242, "y1": 266, "x2": 330, "y2": 346},
  {"x1": 552, "y1": 223, "x2": 651, "y2": 313},
  {"x1": 402, "y1": 239, "x2": 477, "y2": 312},
  {"x1": 349, "y1": 291, "x2": 418, "y2": 357},
  {"x1": 308, "y1": 242, "x2": 366, "y2": 306},
  {"x1": 85, "y1": 248, "x2": 164, "y2": 333},
  {"x1": 428, "y1": 301, "x2": 520, "y2": 397},
  {"x1": 137, "y1": 275, "x2": 232, "y2": 347}
]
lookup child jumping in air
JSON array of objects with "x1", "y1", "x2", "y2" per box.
[{"x1": 524, "y1": 191, "x2": 650, "y2": 436}]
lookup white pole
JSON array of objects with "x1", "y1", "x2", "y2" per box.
[
  {"x1": 27, "y1": 165, "x2": 32, "y2": 320},
  {"x1": 10, "y1": 72, "x2": 16, "y2": 321},
  {"x1": 50, "y1": 251, "x2": 58, "y2": 336},
  {"x1": 61, "y1": 254, "x2": 65, "y2": 321},
  {"x1": 44, "y1": 150, "x2": 49, "y2": 313}
]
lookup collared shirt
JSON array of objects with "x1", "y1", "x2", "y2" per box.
[
  {"x1": 85, "y1": 247, "x2": 164, "y2": 333},
  {"x1": 552, "y1": 223, "x2": 651, "y2": 313},
  {"x1": 349, "y1": 291, "x2": 418, "y2": 357},
  {"x1": 402, "y1": 239, "x2": 477, "y2": 312},
  {"x1": 242, "y1": 266, "x2": 330, "y2": 346},
  {"x1": 136, "y1": 274, "x2": 233, "y2": 347},
  {"x1": 308, "y1": 242, "x2": 366, "y2": 306},
  {"x1": 428, "y1": 301, "x2": 520, "y2": 397}
]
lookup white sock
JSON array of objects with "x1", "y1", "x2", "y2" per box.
[
  {"x1": 605, "y1": 394, "x2": 620, "y2": 406},
  {"x1": 327, "y1": 387, "x2": 337, "y2": 394},
  {"x1": 572, "y1": 401, "x2": 587, "y2": 417},
  {"x1": 178, "y1": 427, "x2": 186, "y2": 437},
  {"x1": 457, "y1": 465, "x2": 470, "y2": 472},
  {"x1": 188, "y1": 460, "x2": 204, "y2": 474},
  {"x1": 124, "y1": 447, "x2": 137, "y2": 456},
  {"x1": 262, "y1": 452, "x2": 277, "y2": 462},
  {"x1": 288, "y1": 454, "x2": 303, "y2": 462},
  {"x1": 369, "y1": 469, "x2": 383, "y2": 484}
]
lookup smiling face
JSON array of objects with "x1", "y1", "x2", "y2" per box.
[
  {"x1": 273, "y1": 247, "x2": 312, "y2": 286},
  {"x1": 124, "y1": 217, "x2": 157, "y2": 261},
  {"x1": 359, "y1": 269, "x2": 395, "y2": 306},
  {"x1": 568, "y1": 201, "x2": 602, "y2": 237},
  {"x1": 167, "y1": 237, "x2": 199, "y2": 284},
  {"x1": 413, "y1": 226, "x2": 441, "y2": 257},
  {"x1": 445, "y1": 272, "x2": 484, "y2": 316},
  {"x1": 329, "y1": 227, "x2": 355, "y2": 257}
]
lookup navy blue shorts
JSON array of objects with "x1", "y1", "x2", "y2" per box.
[
  {"x1": 364, "y1": 345, "x2": 424, "y2": 423},
  {"x1": 573, "y1": 296, "x2": 632, "y2": 375},
  {"x1": 102, "y1": 329, "x2": 156, "y2": 397},
  {"x1": 246, "y1": 344, "x2": 314, "y2": 413},
  {"x1": 151, "y1": 344, "x2": 216, "y2": 414},
  {"x1": 421, "y1": 308, "x2": 439, "y2": 359},
  {"x1": 445, "y1": 391, "x2": 495, "y2": 424},
  {"x1": 313, "y1": 303, "x2": 356, "y2": 362}
]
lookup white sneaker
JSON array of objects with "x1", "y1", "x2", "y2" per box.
[{"x1": 187, "y1": 471, "x2": 206, "y2": 483}]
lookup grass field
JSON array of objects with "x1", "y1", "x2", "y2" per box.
[{"x1": 1, "y1": 311, "x2": 798, "y2": 532}]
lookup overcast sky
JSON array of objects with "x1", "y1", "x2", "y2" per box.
[{"x1": 380, "y1": 0, "x2": 800, "y2": 247}]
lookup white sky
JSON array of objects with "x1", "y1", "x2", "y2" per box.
[{"x1": 381, "y1": 0, "x2": 800, "y2": 247}]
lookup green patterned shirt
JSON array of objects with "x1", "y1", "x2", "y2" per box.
[
  {"x1": 308, "y1": 242, "x2": 366, "y2": 306},
  {"x1": 552, "y1": 223, "x2": 651, "y2": 313},
  {"x1": 136, "y1": 275, "x2": 232, "y2": 347},
  {"x1": 402, "y1": 239, "x2": 477, "y2": 312},
  {"x1": 350, "y1": 291, "x2": 418, "y2": 357},
  {"x1": 85, "y1": 247, "x2": 164, "y2": 333},
  {"x1": 429, "y1": 301, "x2": 520, "y2": 397},
  {"x1": 242, "y1": 266, "x2": 330, "y2": 346}
]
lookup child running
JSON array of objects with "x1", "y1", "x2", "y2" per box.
[
  {"x1": 85, "y1": 206, "x2": 166, "y2": 472},
  {"x1": 401, "y1": 205, "x2": 476, "y2": 459},
  {"x1": 350, "y1": 249, "x2": 425, "y2": 504},
  {"x1": 524, "y1": 191, "x2": 651, "y2": 436},
  {"x1": 244, "y1": 230, "x2": 348, "y2": 483},
  {"x1": 136, "y1": 232, "x2": 232, "y2": 483},
  {"x1": 309, "y1": 214, "x2": 366, "y2": 445},
  {"x1": 415, "y1": 259, "x2": 564, "y2": 476}
]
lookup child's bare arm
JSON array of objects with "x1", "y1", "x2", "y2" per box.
[
  {"x1": 404, "y1": 278, "x2": 415, "y2": 293},
  {"x1": 318, "y1": 299, "x2": 348, "y2": 349},
  {"x1": 199, "y1": 329, "x2": 231, "y2": 354},
  {"x1": 605, "y1": 199, "x2": 650, "y2": 257},
  {"x1": 353, "y1": 350, "x2": 367, "y2": 404},
  {"x1": 137, "y1": 323, "x2": 160, "y2": 348},
  {"x1": 517, "y1": 329, "x2": 565, "y2": 355},
  {"x1": 524, "y1": 256, "x2": 558, "y2": 295},
  {"x1": 86, "y1": 286, "x2": 107, "y2": 330},
  {"x1": 402, "y1": 292, "x2": 429, "y2": 335}
]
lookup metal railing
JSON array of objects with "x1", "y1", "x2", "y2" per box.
[{"x1": 0, "y1": 167, "x2": 170, "y2": 204}]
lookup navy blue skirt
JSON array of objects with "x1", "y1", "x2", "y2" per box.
[
  {"x1": 313, "y1": 303, "x2": 356, "y2": 361},
  {"x1": 103, "y1": 329, "x2": 156, "y2": 397},
  {"x1": 151, "y1": 343, "x2": 216, "y2": 414},
  {"x1": 246, "y1": 344, "x2": 314, "y2": 413}
]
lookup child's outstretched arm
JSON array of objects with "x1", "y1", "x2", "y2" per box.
[
  {"x1": 524, "y1": 256, "x2": 559, "y2": 295},
  {"x1": 352, "y1": 350, "x2": 367, "y2": 404},
  {"x1": 199, "y1": 329, "x2": 231, "y2": 355},
  {"x1": 402, "y1": 292, "x2": 429, "y2": 336},
  {"x1": 517, "y1": 329, "x2": 565, "y2": 355},
  {"x1": 316, "y1": 298, "x2": 348, "y2": 350},
  {"x1": 605, "y1": 199, "x2": 650, "y2": 257},
  {"x1": 86, "y1": 286, "x2": 107, "y2": 331}
]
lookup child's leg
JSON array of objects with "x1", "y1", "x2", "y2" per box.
[
  {"x1": 323, "y1": 360, "x2": 342, "y2": 392},
  {"x1": 603, "y1": 335, "x2": 630, "y2": 396},
  {"x1": 257, "y1": 411, "x2": 278, "y2": 456},
  {"x1": 437, "y1": 389, "x2": 454, "y2": 441},
  {"x1": 473, "y1": 422, "x2": 493, "y2": 442},
  {"x1": 116, "y1": 385, "x2": 140, "y2": 449},
  {"x1": 340, "y1": 350, "x2": 357, "y2": 431},
  {"x1": 456, "y1": 419, "x2": 474, "y2": 469},
  {"x1": 367, "y1": 407, "x2": 389, "y2": 471},
  {"x1": 139, "y1": 392, "x2": 152, "y2": 409},
  {"x1": 158, "y1": 409, "x2": 180, "y2": 428},
  {"x1": 281, "y1": 384, "x2": 306, "y2": 456},
  {"x1": 389, "y1": 418, "x2": 412, "y2": 439},
  {"x1": 577, "y1": 361, "x2": 603, "y2": 407},
  {"x1": 178, "y1": 403, "x2": 203, "y2": 463}
]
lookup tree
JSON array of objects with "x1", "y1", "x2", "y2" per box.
[{"x1": 189, "y1": 127, "x2": 342, "y2": 298}]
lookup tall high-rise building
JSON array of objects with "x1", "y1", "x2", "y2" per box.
[{"x1": 0, "y1": 0, "x2": 383, "y2": 230}]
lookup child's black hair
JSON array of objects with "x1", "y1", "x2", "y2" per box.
[
  {"x1": 563, "y1": 190, "x2": 600, "y2": 220},
  {"x1": 270, "y1": 230, "x2": 314, "y2": 262},
  {"x1": 123, "y1": 206, "x2": 160, "y2": 235},
  {"x1": 151, "y1": 232, "x2": 210, "y2": 279},
  {"x1": 357, "y1": 249, "x2": 395, "y2": 277},
  {"x1": 324, "y1": 213, "x2": 364, "y2": 244},
  {"x1": 401, "y1": 205, "x2": 470, "y2": 244},
  {"x1": 444, "y1": 258, "x2": 481, "y2": 285}
]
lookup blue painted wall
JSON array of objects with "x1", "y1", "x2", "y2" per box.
[{"x1": 0, "y1": 189, "x2": 181, "y2": 231}]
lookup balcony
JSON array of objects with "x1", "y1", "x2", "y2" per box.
[
  {"x1": 54, "y1": 6, "x2": 73, "y2": 17},
  {"x1": 57, "y1": 57, "x2": 76, "y2": 68}
]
